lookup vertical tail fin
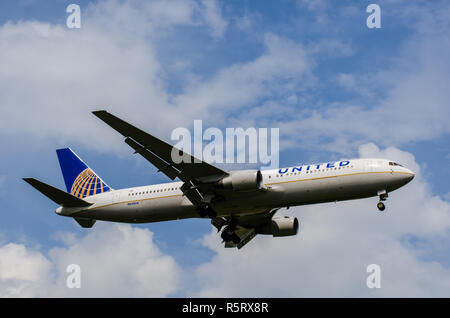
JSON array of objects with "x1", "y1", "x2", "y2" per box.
[{"x1": 56, "y1": 148, "x2": 112, "y2": 198}]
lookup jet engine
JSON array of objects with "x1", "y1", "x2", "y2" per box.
[
  {"x1": 216, "y1": 170, "x2": 263, "y2": 191},
  {"x1": 257, "y1": 216, "x2": 299, "y2": 237}
]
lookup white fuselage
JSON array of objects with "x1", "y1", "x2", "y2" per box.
[{"x1": 56, "y1": 158, "x2": 414, "y2": 223}]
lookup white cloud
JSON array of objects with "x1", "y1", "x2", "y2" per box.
[
  {"x1": 84, "y1": 0, "x2": 215, "y2": 37},
  {"x1": 0, "y1": 243, "x2": 52, "y2": 297},
  {"x1": 227, "y1": 1, "x2": 450, "y2": 156},
  {"x1": 395, "y1": 0, "x2": 450, "y2": 36},
  {"x1": 190, "y1": 144, "x2": 450, "y2": 297},
  {"x1": 0, "y1": 0, "x2": 229, "y2": 154},
  {"x1": 198, "y1": 0, "x2": 228, "y2": 38},
  {"x1": 0, "y1": 18, "x2": 167, "y2": 153},
  {"x1": 172, "y1": 33, "x2": 312, "y2": 124},
  {"x1": 444, "y1": 192, "x2": 450, "y2": 202},
  {"x1": 8, "y1": 0, "x2": 446, "y2": 160},
  {"x1": 0, "y1": 224, "x2": 180, "y2": 297},
  {"x1": 335, "y1": 73, "x2": 357, "y2": 91},
  {"x1": 263, "y1": 30, "x2": 450, "y2": 155},
  {"x1": 0, "y1": 0, "x2": 311, "y2": 156}
]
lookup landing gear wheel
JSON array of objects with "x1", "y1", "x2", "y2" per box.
[
  {"x1": 230, "y1": 233, "x2": 241, "y2": 244},
  {"x1": 221, "y1": 231, "x2": 232, "y2": 242},
  {"x1": 377, "y1": 202, "x2": 386, "y2": 211}
]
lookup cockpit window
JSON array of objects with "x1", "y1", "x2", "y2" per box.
[{"x1": 389, "y1": 162, "x2": 403, "y2": 167}]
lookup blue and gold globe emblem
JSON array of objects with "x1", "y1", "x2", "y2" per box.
[{"x1": 70, "y1": 168, "x2": 111, "y2": 198}]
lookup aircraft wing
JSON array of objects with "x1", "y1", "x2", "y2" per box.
[
  {"x1": 92, "y1": 110, "x2": 228, "y2": 208},
  {"x1": 92, "y1": 110, "x2": 227, "y2": 182}
]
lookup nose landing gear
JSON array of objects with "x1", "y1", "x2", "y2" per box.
[
  {"x1": 377, "y1": 201, "x2": 386, "y2": 211},
  {"x1": 377, "y1": 189, "x2": 388, "y2": 212}
]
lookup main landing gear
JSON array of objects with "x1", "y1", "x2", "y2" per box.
[
  {"x1": 212, "y1": 217, "x2": 242, "y2": 245},
  {"x1": 221, "y1": 229, "x2": 241, "y2": 244},
  {"x1": 197, "y1": 204, "x2": 216, "y2": 218},
  {"x1": 377, "y1": 190, "x2": 388, "y2": 212}
]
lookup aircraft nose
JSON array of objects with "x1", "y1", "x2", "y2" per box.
[{"x1": 404, "y1": 169, "x2": 415, "y2": 183}]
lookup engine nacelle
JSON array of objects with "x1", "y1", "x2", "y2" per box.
[
  {"x1": 217, "y1": 170, "x2": 263, "y2": 191},
  {"x1": 257, "y1": 216, "x2": 299, "y2": 237}
]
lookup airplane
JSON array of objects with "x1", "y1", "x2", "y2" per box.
[{"x1": 23, "y1": 110, "x2": 415, "y2": 249}]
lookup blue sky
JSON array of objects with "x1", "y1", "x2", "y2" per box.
[{"x1": 1, "y1": 0, "x2": 450, "y2": 297}]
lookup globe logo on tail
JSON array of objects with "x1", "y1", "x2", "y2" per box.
[{"x1": 70, "y1": 168, "x2": 110, "y2": 198}]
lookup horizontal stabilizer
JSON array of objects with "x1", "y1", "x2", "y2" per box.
[{"x1": 23, "y1": 178, "x2": 93, "y2": 208}]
